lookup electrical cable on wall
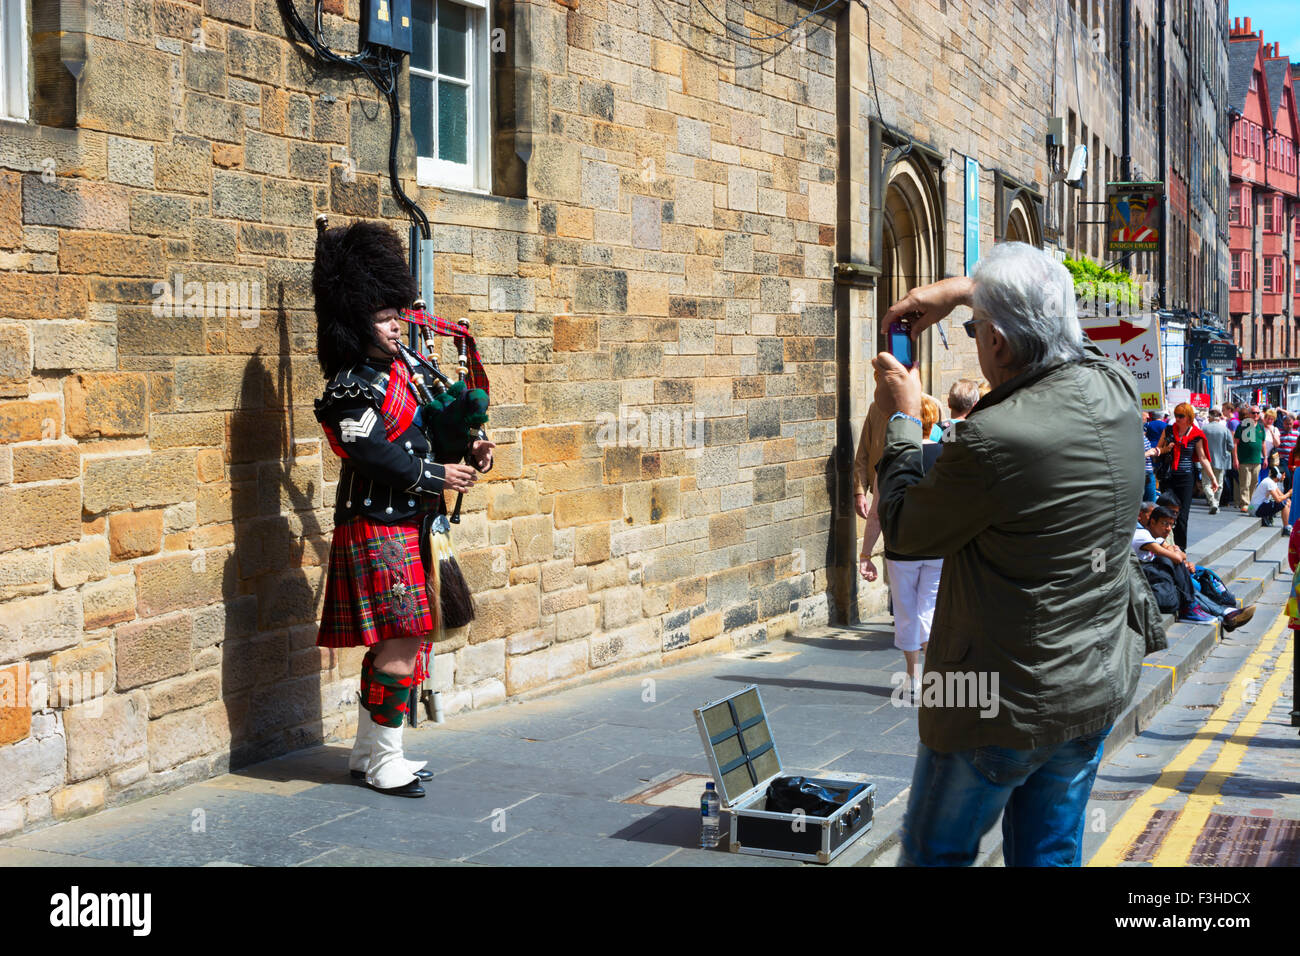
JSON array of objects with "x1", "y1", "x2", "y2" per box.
[{"x1": 278, "y1": 0, "x2": 431, "y2": 240}]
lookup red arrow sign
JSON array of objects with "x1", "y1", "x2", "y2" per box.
[{"x1": 1083, "y1": 320, "x2": 1146, "y2": 345}]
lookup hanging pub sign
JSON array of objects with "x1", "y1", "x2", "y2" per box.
[{"x1": 1106, "y1": 182, "x2": 1163, "y2": 253}]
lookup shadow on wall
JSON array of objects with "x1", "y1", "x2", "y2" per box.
[{"x1": 220, "y1": 287, "x2": 337, "y2": 770}]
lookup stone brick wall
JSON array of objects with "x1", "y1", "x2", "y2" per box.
[
  {"x1": 0, "y1": 0, "x2": 853, "y2": 833},
  {"x1": 2, "y1": 0, "x2": 1145, "y2": 833}
]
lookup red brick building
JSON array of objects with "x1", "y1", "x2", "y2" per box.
[{"x1": 1227, "y1": 17, "x2": 1300, "y2": 402}]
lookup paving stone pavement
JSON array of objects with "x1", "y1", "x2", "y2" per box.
[{"x1": 0, "y1": 501, "x2": 1270, "y2": 868}]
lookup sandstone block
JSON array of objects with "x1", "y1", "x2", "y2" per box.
[
  {"x1": 51, "y1": 779, "x2": 107, "y2": 820},
  {"x1": 11, "y1": 443, "x2": 79, "y2": 481},
  {"x1": 79, "y1": 36, "x2": 172, "y2": 140},
  {"x1": 0, "y1": 273, "x2": 86, "y2": 321},
  {"x1": 32, "y1": 323, "x2": 117, "y2": 372},
  {"x1": 116, "y1": 612, "x2": 193, "y2": 689},
  {"x1": 455, "y1": 639, "x2": 506, "y2": 686},
  {"x1": 504, "y1": 640, "x2": 588, "y2": 695},
  {"x1": 574, "y1": 524, "x2": 610, "y2": 565},
  {"x1": 147, "y1": 702, "x2": 228, "y2": 772},
  {"x1": 554, "y1": 604, "x2": 597, "y2": 640},
  {"x1": 63, "y1": 370, "x2": 149, "y2": 438},
  {"x1": 0, "y1": 324, "x2": 31, "y2": 393},
  {"x1": 134, "y1": 550, "x2": 229, "y2": 618},
  {"x1": 146, "y1": 670, "x2": 221, "y2": 718},
  {"x1": 0, "y1": 484, "x2": 81, "y2": 552},
  {"x1": 589, "y1": 621, "x2": 659, "y2": 668},
  {"x1": 555, "y1": 487, "x2": 622, "y2": 528},
  {"x1": 49, "y1": 641, "x2": 114, "y2": 707},
  {"x1": 80, "y1": 576, "x2": 137, "y2": 630},
  {"x1": 553, "y1": 315, "x2": 598, "y2": 351},
  {"x1": 52, "y1": 538, "x2": 109, "y2": 589},
  {"x1": 0, "y1": 170, "x2": 19, "y2": 248},
  {"x1": 522, "y1": 424, "x2": 583, "y2": 464},
  {"x1": 58, "y1": 233, "x2": 165, "y2": 277},
  {"x1": 0, "y1": 663, "x2": 31, "y2": 745},
  {"x1": 21, "y1": 174, "x2": 130, "y2": 231},
  {"x1": 109, "y1": 509, "x2": 164, "y2": 560},
  {"x1": 0, "y1": 733, "x2": 66, "y2": 807},
  {"x1": 64, "y1": 692, "x2": 147, "y2": 781},
  {"x1": 83, "y1": 450, "x2": 196, "y2": 514},
  {"x1": 471, "y1": 585, "x2": 541, "y2": 643}
]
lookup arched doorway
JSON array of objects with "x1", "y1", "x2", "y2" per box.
[
  {"x1": 1004, "y1": 194, "x2": 1041, "y2": 246},
  {"x1": 877, "y1": 157, "x2": 943, "y2": 393}
]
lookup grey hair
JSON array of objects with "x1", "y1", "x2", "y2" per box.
[{"x1": 971, "y1": 242, "x2": 1087, "y2": 374}]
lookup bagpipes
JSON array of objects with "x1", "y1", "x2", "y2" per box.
[
  {"x1": 397, "y1": 308, "x2": 489, "y2": 633},
  {"x1": 397, "y1": 314, "x2": 488, "y2": 728}
]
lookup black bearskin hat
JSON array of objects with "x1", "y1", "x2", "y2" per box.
[{"x1": 313, "y1": 220, "x2": 419, "y2": 376}]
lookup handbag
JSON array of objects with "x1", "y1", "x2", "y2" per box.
[{"x1": 1153, "y1": 443, "x2": 1174, "y2": 482}]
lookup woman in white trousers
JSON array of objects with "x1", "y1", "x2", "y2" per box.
[{"x1": 861, "y1": 395, "x2": 945, "y2": 698}]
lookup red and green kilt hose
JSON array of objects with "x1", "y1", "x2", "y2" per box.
[{"x1": 317, "y1": 516, "x2": 437, "y2": 664}]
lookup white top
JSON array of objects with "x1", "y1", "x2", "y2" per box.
[
  {"x1": 1251, "y1": 476, "x2": 1279, "y2": 511},
  {"x1": 1131, "y1": 525, "x2": 1159, "y2": 563}
]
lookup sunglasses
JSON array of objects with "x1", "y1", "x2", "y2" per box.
[{"x1": 964, "y1": 317, "x2": 989, "y2": 338}]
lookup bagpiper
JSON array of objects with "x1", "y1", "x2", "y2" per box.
[{"x1": 312, "y1": 219, "x2": 493, "y2": 797}]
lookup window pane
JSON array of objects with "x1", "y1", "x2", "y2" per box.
[
  {"x1": 437, "y1": 81, "x2": 468, "y2": 165},
  {"x1": 411, "y1": 74, "x2": 433, "y2": 158},
  {"x1": 438, "y1": 0, "x2": 467, "y2": 80},
  {"x1": 412, "y1": 0, "x2": 433, "y2": 72}
]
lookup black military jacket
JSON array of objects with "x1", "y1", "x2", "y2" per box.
[{"x1": 315, "y1": 350, "x2": 479, "y2": 525}]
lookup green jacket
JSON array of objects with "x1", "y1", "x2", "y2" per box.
[{"x1": 877, "y1": 341, "x2": 1166, "y2": 752}]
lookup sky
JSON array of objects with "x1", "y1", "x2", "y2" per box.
[{"x1": 1230, "y1": 1, "x2": 1300, "y2": 63}]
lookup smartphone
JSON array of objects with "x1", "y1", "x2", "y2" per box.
[{"x1": 888, "y1": 319, "x2": 914, "y2": 367}]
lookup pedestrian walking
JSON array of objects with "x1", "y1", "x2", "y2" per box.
[
  {"x1": 1156, "y1": 403, "x2": 1218, "y2": 551},
  {"x1": 874, "y1": 242, "x2": 1162, "y2": 867},
  {"x1": 871, "y1": 395, "x2": 945, "y2": 701},
  {"x1": 1277, "y1": 416, "x2": 1297, "y2": 492},
  {"x1": 1141, "y1": 428, "x2": 1158, "y2": 503},
  {"x1": 1234, "y1": 406, "x2": 1265, "y2": 512},
  {"x1": 1202, "y1": 409, "x2": 1234, "y2": 513}
]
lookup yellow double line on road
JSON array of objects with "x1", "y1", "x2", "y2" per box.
[{"x1": 1089, "y1": 612, "x2": 1293, "y2": 867}]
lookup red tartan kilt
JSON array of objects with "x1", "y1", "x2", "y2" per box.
[{"x1": 317, "y1": 517, "x2": 437, "y2": 650}]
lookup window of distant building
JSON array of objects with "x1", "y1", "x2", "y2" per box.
[
  {"x1": 1230, "y1": 189, "x2": 1241, "y2": 224},
  {"x1": 1264, "y1": 195, "x2": 1275, "y2": 232},
  {"x1": 1232, "y1": 252, "x2": 1242, "y2": 290}
]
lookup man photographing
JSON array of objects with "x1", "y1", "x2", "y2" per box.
[{"x1": 871, "y1": 242, "x2": 1161, "y2": 866}]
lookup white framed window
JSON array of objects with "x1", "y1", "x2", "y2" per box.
[
  {"x1": 0, "y1": 0, "x2": 29, "y2": 121},
  {"x1": 411, "y1": 0, "x2": 490, "y2": 191}
]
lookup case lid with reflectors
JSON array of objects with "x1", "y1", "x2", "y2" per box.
[{"x1": 693, "y1": 684, "x2": 784, "y2": 809}]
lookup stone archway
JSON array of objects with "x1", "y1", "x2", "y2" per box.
[
  {"x1": 877, "y1": 157, "x2": 943, "y2": 392},
  {"x1": 1005, "y1": 193, "x2": 1041, "y2": 246}
]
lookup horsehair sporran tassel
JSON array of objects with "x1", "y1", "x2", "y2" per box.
[
  {"x1": 424, "y1": 525, "x2": 442, "y2": 636},
  {"x1": 430, "y1": 515, "x2": 475, "y2": 628}
]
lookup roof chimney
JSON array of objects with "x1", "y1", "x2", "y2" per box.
[{"x1": 1245, "y1": 17, "x2": 1252, "y2": 35}]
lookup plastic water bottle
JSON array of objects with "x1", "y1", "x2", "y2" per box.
[{"x1": 700, "y1": 781, "x2": 721, "y2": 848}]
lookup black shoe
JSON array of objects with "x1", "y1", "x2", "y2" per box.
[
  {"x1": 366, "y1": 778, "x2": 426, "y2": 798},
  {"x1": 1222, "y1": 605, "x2": 1256, "y2": 632},
  {"x1": 352, "y1": 768, "x2": 433, "y2": 781},
  {"x1": 1262, "y1": 517, "x2": 1275, "y2": 527}
]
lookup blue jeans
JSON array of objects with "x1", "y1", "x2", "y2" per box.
[
  {"x1": 1193, "y1": 589, "x2": 1233, "y2": 617},
  {"x1": 899, "y1": 724, "x2": 1112, "y2": 867},
  {"x1": 1142, "y1": 471, "x2": 1157, "y2": 502}
]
